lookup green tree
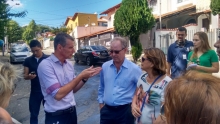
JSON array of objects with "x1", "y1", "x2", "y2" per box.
[
  {"x1": 51, "y1": 25, "x2": 69, "y2": 35},
  {"x1": 22, "y1": 20, "x2": 37, "y2": 44},
  {"x1": 210, "y1": 0, "x2": 220, "y2": 15},
  {"x1": 0, "y1": 0, "x2": 27, "y2": 39},
  {"x1": 114, "y1": 0, "x2": 155, "y2": 62},
  {"x1": 7, "y1": 20, "x2": 23, "y2": 43}
]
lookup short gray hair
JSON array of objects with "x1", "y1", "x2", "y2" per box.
[
  {"x1": 110, "y1": 37, "x2": 128, "y2": 49},
  {"x1": 54, "y1": 33, "x2": 74, "y2": 50}
]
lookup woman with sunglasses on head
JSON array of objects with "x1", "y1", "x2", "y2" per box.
[
  {"x1": 0, "y1": 63, "x2": 20, "y2": 124},
  {"x1": 131, "y1": 48, "x2": 172, "y2": 124},
  {"x1": 164, "y1": 71, "x2": 220, "y2": 124},
  {"x1": 187, "y1": 31, "x2": 219, "y2": 73}
]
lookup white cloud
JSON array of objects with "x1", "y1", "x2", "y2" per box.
[{"x1": 6, "y1": 0, "x2": 24, "y2": 8}]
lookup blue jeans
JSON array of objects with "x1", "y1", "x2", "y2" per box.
[{"x1": 29, "y1": 91, "x2": 44, "y2": 124}]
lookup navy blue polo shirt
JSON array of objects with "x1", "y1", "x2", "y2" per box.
[
  {"x1": 23, "y1": 53, "x2": 49, "y2": 92},
  {"x1": 167, "y1": 40, "x2": 193, "y2": 78}
]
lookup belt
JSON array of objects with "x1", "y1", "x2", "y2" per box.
[
  {"x1": 105, "y1": 103, "x2": 131, "y2": 109},
  {"x1": 45, "y1": 106, "x2": 75, "y2": 116}
]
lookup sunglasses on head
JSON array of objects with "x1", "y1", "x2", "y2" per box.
[{"x1": 109, "y1": 48, "x2": 124, "y2": 54}]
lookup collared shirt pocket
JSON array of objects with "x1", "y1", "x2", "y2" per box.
[{"x1": 117, "y1": 78, "x2": 131, "y2": 88}]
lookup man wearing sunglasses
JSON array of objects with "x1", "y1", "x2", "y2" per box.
[
  {"x1": 167, "y1": 27, "x2": 193, "y2": 79},
  {"x1": 98, "y1": 37, "x2": 142, "y2": 124}
]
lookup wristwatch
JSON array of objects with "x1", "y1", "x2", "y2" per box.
[{"x1": 82, "y1": 79, "x2": 87, "y2": 83}]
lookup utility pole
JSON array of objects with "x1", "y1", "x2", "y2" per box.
[{"x1": 159, "y1": 0, "x2": 162, "y2": 29}]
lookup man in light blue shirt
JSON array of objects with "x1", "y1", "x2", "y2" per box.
[{"x1": 98, "y1": 37, "x2": 142, "y2": 124}]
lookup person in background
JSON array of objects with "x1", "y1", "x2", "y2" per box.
[
  {"x1": 214, "y1": 37, "x2": 220, "y2": 58},
  {"x1": 98, "y1": 37, "x2": 142, "y2": 124},
  {"x1": 187, "y1": 32, "x2": 219, "y2": 73},
  {"x1": 0, "y1": 63, "x2": 20, "y2": 124},
  {"x1": 131, "y1": 48, "x2": 172, "y2": 124},
  {"x1": 166, "y1": 27, "x2": 193, "y2": 79},
  {"x1": 23, "y1": 40, "x2": 48, "y2": 124},
  {"x1": 164, "y1": 71, "x2": 220, "y2": 124},
  {"x1": 38, "y1": 33, "x2": 102, "y2": 124}
]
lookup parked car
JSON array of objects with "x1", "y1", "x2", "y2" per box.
[
  {"x1": 74, "y1": 45, "x2": 111, "y2": 65},
  {"x1": 10, "y1": 46, "x2": 31, "y2": 63}
]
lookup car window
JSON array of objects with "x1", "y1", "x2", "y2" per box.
[
  {"x1": 85, "y1": 46, "x2": 91, "y2": 51},
  {"x1": 12, "y1": 47, "x2": 29, "y2": 52},
  {"x1": 91, "y1": 46, "x2": 107, "y2": 50}
]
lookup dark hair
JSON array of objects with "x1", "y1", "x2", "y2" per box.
[
  {"x1": 54, "y1": 33, "x2": 74, "y2": 50},
  {"x1": 177, "y1": 27, "x2": 187, "y2": 34},
  {"x1": 29, "y1": 40, "x2": 41, "y2": 48}
]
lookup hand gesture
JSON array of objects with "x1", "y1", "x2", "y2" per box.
[{"x1": 80, "y1": 66, "x2": 102, "y2": 79}]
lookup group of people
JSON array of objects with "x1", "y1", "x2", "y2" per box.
[{"x1": 0, "y1": 27, "x2": 220, "y2": 124}]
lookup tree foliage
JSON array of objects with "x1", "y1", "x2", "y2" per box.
[
  {"x1": 210, "y1": 0, "x2": 220, "y2": 15},
  {"x1": 22, "y1": 20, "x2": 37, "y2": 44},
  {"x1": 7, "y1": 20, "x2": 23, "y2": 43},
  {"x1": 0, "y1": 0, "x2": 27, "y2": 39},
  {"x1": 51, "y1": 25, "x2": 69, "y2": 35},
  {"x1": 114, "y1": 0, "x2": 155, "y2": 62}
]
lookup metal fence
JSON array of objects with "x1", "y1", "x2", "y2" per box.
[{"x1": 157, "y1": 28, "x2": 219, "y2": 54}]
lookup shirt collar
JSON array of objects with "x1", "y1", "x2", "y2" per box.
[
  {"x1": 110, "y1": 58, "x2": 129, "y2": 69},
  {"x1": 31, "y1": 52, "x2": 47, "y2": 59},
  {"x1": 175, "y1": 39, "x2": 189, "y2": 47},
  {"x1": 50, "y1": 54, "x2": 67, "y2": 64}
]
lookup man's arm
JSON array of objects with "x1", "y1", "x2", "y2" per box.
[
  {"x1": 23, "y1": 60, "x2": 36, "y2": 80},
  {"x1": 166, "y1": 45, "x2": 173, "y2": 77},
  {"x1": 98, "y1": 70, "x2": 105, "y2": 109}
]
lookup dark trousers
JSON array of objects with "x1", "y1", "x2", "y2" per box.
[
  {"x1": 100, "y1": 104, "x2": 135, "y2": 124},
  {"x1": 29, "y1": 91, "x2": 44, "y2": 124},
  {"x1": 45, "y1": 106, "x2": 77, "y2": 124}
]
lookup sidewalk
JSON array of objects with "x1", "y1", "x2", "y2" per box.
[{"x1": 0, "y1": 53, "x2": 9, "y2": 63}]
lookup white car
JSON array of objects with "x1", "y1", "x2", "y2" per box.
[{"x1": 10, "y1": 46, "x2": 32, "y2": 63}]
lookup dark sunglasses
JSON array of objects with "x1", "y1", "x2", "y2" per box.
[
  {"x1": 109, "y1": 48, "x2": 124, "y2": 54},
  {"x1": 141, "y1": 57, "x2": 150, "y2": 62}
]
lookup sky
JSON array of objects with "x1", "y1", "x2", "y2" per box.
[{"x1": 7, "y1": 0, "x2": 121, "y2": 27}]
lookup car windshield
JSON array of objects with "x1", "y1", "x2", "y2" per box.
[
  {"x1": 90, "y1": 46, "x2": 107, "y2": 50},
  {"x1": 11, "y1": 47, "x2": 29, "y2": 52}
]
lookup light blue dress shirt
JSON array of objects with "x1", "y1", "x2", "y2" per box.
[{"x1": 98, "y1": 58, "x2": 142, "y2": 106}]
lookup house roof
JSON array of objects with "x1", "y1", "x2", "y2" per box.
[
  {"x1": 77, "y1": 28, "x2": 115, "y2": 39},
  {"x1": 189, "y1": 9, "x2": 211, "y2": 16},
  {"x1": 154, "y1": 5, "x2": 196, "y2": 20},
  {"x1": 64, "y1": 16, "x2": 73, "y2": 26},
  {"x1": 98, "y1": 19, "x2": 107, "y2": 22},
  {"x1": 100, "y1": 3, "x2": 121, "y2": 15}
]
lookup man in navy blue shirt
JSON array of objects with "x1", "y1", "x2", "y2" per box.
[
  {"x1": 23, "y1": 40, "x2": 48, "y2": 124},
  {"x1": 167, "y1": 27, "x2": 193, "y2": 79}
]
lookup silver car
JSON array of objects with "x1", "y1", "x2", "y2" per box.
[{"x1": 10, "y1": 46, "x2": 32, "y2": 63}]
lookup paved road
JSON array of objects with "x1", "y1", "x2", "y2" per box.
[{"x1": 6, "y1": 51, "x2": 102, "y2": 124}]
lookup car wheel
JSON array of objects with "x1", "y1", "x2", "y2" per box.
[
  {"x1": 86, "y1": 57, "x2": 92, "y2": 66},
  {"x1": 74, "y1": 57, "x2": 79, "y2": 63}
]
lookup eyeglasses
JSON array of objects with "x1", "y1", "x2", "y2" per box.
[
  {"x1": 109, "y1": 48, "x2": 125, "y2": 54},
  {"x1": 141, "y1": 57, "x2": 150, "y2": 62}
]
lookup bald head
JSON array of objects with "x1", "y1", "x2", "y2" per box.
[
  {"x1": 214, "y1": 39, "x2": 220, "y2": 58},
  {"x1": 0, "y1": 107, "x2": 13, "y2": 124}
]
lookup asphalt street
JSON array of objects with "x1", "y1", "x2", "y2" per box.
[{"x1": 6, "y1": 49, "x2": 103, "y2": 124}]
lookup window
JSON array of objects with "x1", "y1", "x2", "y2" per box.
[{"x1": 177, "y1": 0, "x2": 188, "y2": 3}]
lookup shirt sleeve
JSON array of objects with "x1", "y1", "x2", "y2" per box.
[
  {"x1": 167, "y1": 45, "x2": 173, "y2": 63},
  {"x1": 134, "y1": 66, "x2": 142, "y2": 85},
  {"x1": 97, "y1": 68, "x2": 104, "y2": 103},
  {"x1": 211, "y1": 50, "x2": 219, "y2": 63},
  {"x1": 37, "y1": 61, "x2": 61, "y2": 97},
  {"x1": 161, "y1": 78, "x2": 172, "y2": 102},
  {"x1": 23, "y1": 58, "x2": 29, "y2": 67}
]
